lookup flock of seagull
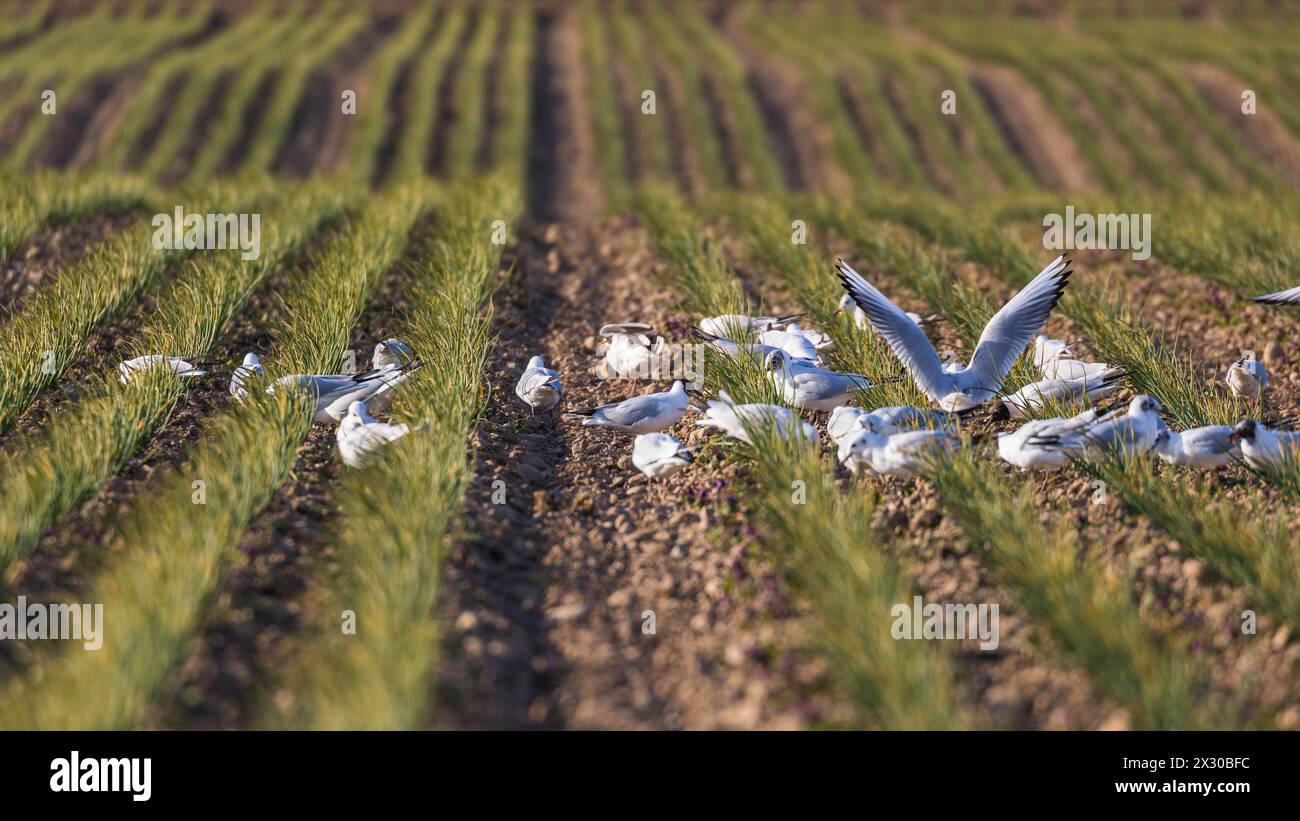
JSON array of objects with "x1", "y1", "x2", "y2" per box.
[
  {"x1": 515, "y1": 255, "x2": 1300, "y2": 480},
  {"x1": 111, "y1": 258, "x2": 1300, "y2": 480},
  {"x1": 119, "y1": 339, "x2": 421, "y2": 468}
]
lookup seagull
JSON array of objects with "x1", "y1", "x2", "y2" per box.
[
  {"x1": 691, "y1": 327, "x2": 813, "y2": 363},
  {"x1": 764, "y1": 350, "x2": 873, "y2": 411},
  {"x1": 828, "y1": 405, "x2": 960, "y2": 444},
  {"x1": 1041, "y1": 357, "x2": 1117, "y2": 382},
  {"x1": 994, "y1": 368, "x2": 1127, "y2": 420},
  {"x1": 696, "y1": 390, "x2": 819, "y2": 446},
  {"x1": 230, "y1": 352, "x2": 265, "y2": 402},
  {"x1": 118, "y1": 355, "x2": 212, "y2": 384},
  {"x1": 995, "y1": 407, "x2": 1101, "y2": 469},
  {"x1": 631, "y1": 432, "x2": 692, "y2": 478},
  {"x1": 568, "y1": 380, "x2": 689, "y2": 433},
  {"x1": 698, "y1": 312, "x2": 801, "y2": 337},
  {"x1": 515, "y1": 355, "x2": 563, "y2": 414},
  {"x1": 1253, "y1": 285, "x2": 1300, "y2": 306},
  {"x1": 372, "y1": 338, "x2": 416, "y2": 369},
  {"x1": 1032, "y1": 334, "x2": 1073, "y2": 370},
  {"x1": 1080, "y1": 394, "x2": 1164, "y2": 457},
  {"x1": 1153, "y1": 425, "x2": 1240, "y2": 469},
  {"x1": 756, "y1": 327, "x2": 821, "y2": 361},
  {"x1": 268, "y1": 364, "x2": 416, "y2": 424},
  {"x1": 600, "y1": 323, "x2": 664, "y2": 378},
  {"x1": 837, "y1": 427, "x2": 958, "y2": 477},
  {"x1": 836, "y1": 255, "x2": 1072, "y2": 411},
  {"x1": 1228, "y1": 418, "x2": 1300, "y2": 471},
  {"x1": 827, "y1": 405, "x2": 871, "y2": 443},
  {"x1": 1226, "y1": 357, "x2": 1268, "y2": 402},
  {"x1": 336, "y1": 400, "x2": 411, "y2": 468},
  {"x1": 779, "y1": 321, "x2": 834, "y2": 352},
  {"x1": 836, "y1": 293, "x2": 939, "y2": 330}
]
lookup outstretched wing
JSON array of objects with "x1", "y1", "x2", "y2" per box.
[
  {"x1": 967, "y1": 255, "x2": 1071, "y2": 391},
  {"x1": 835, "y1": 259, "x2": 945, "y2": 398},
  {"x1": 1254, "y1": 285, "x2": 1300, "y2": 305}
]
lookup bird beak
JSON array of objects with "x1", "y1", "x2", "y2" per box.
[{"x1": 1226, "y1": 431, "x2": 1242, "y2": 443}]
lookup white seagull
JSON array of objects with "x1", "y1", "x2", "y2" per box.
[
  {"x1": 757, "y1": 327, "x2": 821, "y2": 361},
  {"x1": 1080, "y1": 394, "x2": 1164, "y2": 457},
  {"x1": 1253, "y1": 285, "x2": 1300, "y2": 306},
  {"x1": 1032, "y1": 334, "x2": 1072, "y2": 370},
  {"x1": 229, "y1": 352, "x2": 265, "y2": 402},
  {"x1": 1153, "y1": 425, "x2": 1240, "y2": 469},
  {"x1": 372, "y1": 338, "x2": 416, "y2": 369},
  {"x1": 1229, "y1": 418, "x2": 1300, "y2": 471},
  {"x1": 995, "y1": 407, "x2": 1101, "y2": 470},
  {"x1": 515, "y1": 355, "x2": 563, "y2": 414},
  {"x1": 1226, "y1": 357, "x2": 1268, "y2": 402},
  {"x1": 600, "y1": 323, "x2": 664, "y2": 378},
  {"x1": 569, "y1": 380, "x2": 689, "y2": 433},
  {"x1": 631, "y1": 432, "x2": 692, "y2": 479},
  {"x1": 827, "y1": 405, "x2": 959, "y2": 443},
  {"x1": 336, "y1": 400, "x2": 411, "y2": 468},
  {"x1": 268, "y1": 364, "x2": 415, "y2": 424},
  {"x1": 118, "y1": 355, "x2": 211, "y2": 384},
  {"x1": 691, "y1": 327, "x2": 814, "y2": 363},
  {"x1": 696, "y1": 390, "x2": 819, "y2": 446},
  {"x1": 836, "y1": 255, "x2": 1072, "y2": 411},
  {"x1": 779, "y1": 321, "x2": 835, "y2": 352},
  {"x1": 698, "y1": 312, "x2": 801, "y2": 338},
  {"x1": 994, "y1": 368, "x2": 1126, "y2": 420},
  {"x1": 837, "y1": 427, "x2": 958, "y2": 477},
  {"x1": 764, "y1": 350, "x2": 874, "y2": 412}
]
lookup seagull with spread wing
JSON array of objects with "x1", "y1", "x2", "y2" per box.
[
  {"x1": 835, "y1": 255, "x2": 1072, "y2": 411},
  {"x1": 1253, "y1": 286, "x2": 1300, "y2": 306}
]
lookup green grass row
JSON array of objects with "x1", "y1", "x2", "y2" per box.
[{"x1": 0, "y1": 183, "x2": 434, "y2": 730}]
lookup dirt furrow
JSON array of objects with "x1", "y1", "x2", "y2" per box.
[
  {"x1": 371, "y1": 9, "x2": 442, "y2": 189},
  {"x1": 0, "y1": 212, "x2": 138, "y2": 323},
  {"x1": 969, "y1": 64, "x2": 1097, "y2": 192},
  {"x1": 273, "y1": 20, "x2": 397, "y2": 179},
  {"x1": 473, "y1": 8, "x2": 513, "y2": 173},
  {"x1": 435, "y1": 6, "x2": 800, "y2": 730},
  {"x1": 438, "y1": 221, "x2": 804, "y2": 729},
  {"x1": 426, "y1": 7, "x2": 481, "y2": 177}
]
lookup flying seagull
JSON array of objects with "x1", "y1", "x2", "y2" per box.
[
  {"x1": 1253, "y1": 286, "x2": 1300, "y2": 306},
  {"x1": 835, "y1": 255, "x2": 1072, "y2": 411}
]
